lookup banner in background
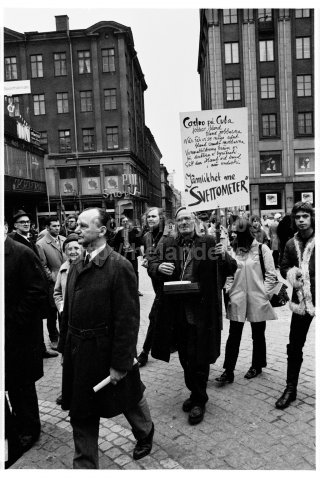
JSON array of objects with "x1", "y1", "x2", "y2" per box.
[{"x1": 180, "y1": 108, "x2": 249, "y2": 212}]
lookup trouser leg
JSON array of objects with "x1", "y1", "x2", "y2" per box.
[
  {"x1": 251, "y1": 321, "x2": 267, "y2": 368},
  {"x1": 123, "y1": 394, "x2": 153, "y2": 440},
  {"x1": 178, "y1": 323, "x2": 209, "y2": 406},
  {"x1": 7, "y1": 382, "x2": 41, "y2": 439},
  {"x1": 286, "y1": 313, "x2": 313, "y2": 388},
  {"x1": 46, "y1": 305, "x2": 59, "y2": 342},
  {"x1": 223, "y1": 321, "x2": 244, "y2": 372},
  {"x1": 70, "y1": 415, "x2": 100, "y2": 469},
  {"x1": 142, "y1": 310, "x2": 156, "y2": 354}
]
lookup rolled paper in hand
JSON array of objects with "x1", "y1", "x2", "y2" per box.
[{"x1": 93, "y1": 358, "x2": 138, "y2": 393}]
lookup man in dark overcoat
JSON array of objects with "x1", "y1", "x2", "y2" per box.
[
  {"x1": 58, "y1": 208, "x2": 154, "y2": 468},
  {"x1": 148, "y1": 207, "x2": 237, "y2": 425},
  {"x1": 5, "y1": 224, "x2": 48, "y2": 453}
]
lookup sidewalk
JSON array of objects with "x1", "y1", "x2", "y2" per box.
[{"x1": 11, "y1": 261, "x2": 315, "y2": 470}]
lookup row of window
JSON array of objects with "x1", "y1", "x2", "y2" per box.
[
  {"x1": 222, "y1": 8, "x2": 311, "y2": 24},
  {"x1": 39, "y1": 127, "x2": 119, "y2": 152},
  {"x1": 225, "y1": 75, "x2": 312, "y2": 101},
  {"x1": 4, "y1": 48, "x2": 115, "y2": 80},
  {"x1": 30, "y1": 89, "x2": 117, "y2": 115},
  {"x1": 225, "y1": 37, "x2": 311, "y2": 64}
]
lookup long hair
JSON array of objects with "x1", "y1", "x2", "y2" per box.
[
  {"x1": 143, "y1": 206, "x2": 166, "y2": 232},
  {"x1": 232, "y1": 217, "x2": 255, "y2": 252},
  {"x1": 291, "y1": 202, "x2": 315, "y2": 230}
]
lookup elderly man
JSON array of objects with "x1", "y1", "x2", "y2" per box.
[
  {"x1": 58, "y1": 208, "x2": 154, "y2": 468},
  {"x1": 276, "y1": 202, "x2": 315, "y2": 409},
  {"x1": 147, "y1": 207, "x2": 237, "y2": 425},
  {"x1": 37, "y1": 216, "x2": 66, "y2": 350}
]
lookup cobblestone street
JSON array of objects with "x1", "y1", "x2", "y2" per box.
[{"x1": 11, "y1": 260, "x2": 315, "y2": 470}]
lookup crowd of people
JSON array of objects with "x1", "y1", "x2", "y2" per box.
[{"x1": 4, "y1": 202, "x2": 315, "y2": 469}]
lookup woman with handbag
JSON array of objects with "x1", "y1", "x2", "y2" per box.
[{"x1": 216, "y1": 218, "x2": 285, "y2": 384}]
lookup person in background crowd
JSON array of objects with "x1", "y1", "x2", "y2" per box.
[
  {"x1": 277, "y1": 213, "x2": 295, "y2": 266},
  {"x1": 269, "y1": 213, "x2": 281, "y2": 268},
  {"x1": 36, "y1": 216, "x2": 66, "y2": 350},
  {"x1": 5, "y1": 221, "x2": 48, "y2": 455},
  {"x1": 53, "y1": 233, "x2": 82, "y2": 405},
  {"x1": 208, "y1": 212, "x2": 230, "y2": 250},
  {"x1": 137, "y1": 207, "x2": 166, "y2": 367},
  {"x1": 9, "y1": 211, "x2": 57, "y2": 359},
  {"x1": 216, "y1": 218, "x2": 283, "y2": 385},
  {"x1": 250, "y1": 215, "x2": 269, "y2": 245},
  {"x1": 275, "y1": 202, "x2": 315, "y2": 409},
  {"x1": 58, "y1": 208, "x2": 154, "y2": 468},
  {"x1": 262, "y1": 214, "x2": 271, "y2": 240},
  {"x1": 147, "y1": 207, "x2": 237, "y2": 426},
  {"x1": 60, "y1": 214, "x2": 78, "y2": 237},
  {"x1": 110, "y1": 216, "x2": 143, "y2": 296}
]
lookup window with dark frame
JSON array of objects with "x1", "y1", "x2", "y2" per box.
[
  {"x1": 78, "y1": 50, "x2": 91, "y2": 74},
  {"x1": 54, "y1": 52, "x2": 67, "y2": 76},
  {"x1": 295, "y1": 9, "x2": 310, "y2": 18},
  {"x1": 223, "y1": 9, "x2": 237, "y2": 24},
  {"x1": 80, "y1": 91, "x2": 93, "y2": 112},
  {"x1": 39, "y1": 131, "x2": 48, "y2": 149},
  {"x1": 56, "y1": 92, "x2": 69, "y2": 114},
  {"x1": 30, "y1": 54, "x2": 43, "y2": 78},
  {"x1": 82, "y1": 128, "x2": 95, "y2": 151},
  {"x1": 259, "y1": 40, "x2": 274, "y2": 62},
  {"x1": 33, "y1": 94, "x2": 45, "y2": 115},
  {"x1": 104, "y1": 89, "x2": 117, "y2": 110},
  {"x1": 5, "y1": 56, "x2": 18, "y2": 80},
  {"x1": 12, "y1": 96, "x2": 20, "y2": 116},
  {"x1": 297, "y1": 75, "x2": 312, "y2": 97},
  {"x1": 260, "y1": 151, "x2": 282, "y2": 176},
  {"x1": 59, "y1": 130, "x2": 71, "y2": 153},
  {"x1": 296, "y1": 37, "x2": 311, "y2": 59},
  {"x1": 224, "y1": 42, "x2": 239, "y2": 64},
  {"x1": 260, "y1": 77, "x2": 276, "y2": 99},
  {"x1": 106, "y1": 127, "x2": 119, "y2": 149},
  {"x1": 262, "y1": 114, "x2": 277, "y2": 137},
  {"x1": 258, "y1": 9, "x2": 272, "y2": 21},
  {"x1": 226, "y1": 79, "x2": 241, "y2": 101},
  {"x1": 298, "y1": 112, "x2": 313, "y2": 135},
  {"x1": 102, "y1": 48, "x2": 115, "y2": 73}
]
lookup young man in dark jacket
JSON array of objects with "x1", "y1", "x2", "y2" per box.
[{"x1": 276, "y1": 202, "x2": 315, "y2": 409}]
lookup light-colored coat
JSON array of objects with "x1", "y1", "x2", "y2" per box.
[
  {"x1": 226, "y1": 240, "x2": 282, "y2": 322},
  {"x1": 36, "y1": 232, "x2": 66, "y2": 284},
  {"x1": 53, "y1": 260, "x2": 70, "y2": 313}
]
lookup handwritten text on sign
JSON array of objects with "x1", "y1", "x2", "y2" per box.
[{"x1": 180, "y1": 108, "x2": 249, "y2": 211}]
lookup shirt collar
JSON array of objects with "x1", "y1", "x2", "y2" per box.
[{"x1": 86, "y1": 243, "x2": 106, "y2": 261}]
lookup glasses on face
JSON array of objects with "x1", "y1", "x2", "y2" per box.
[{"x1": 17, "y1": 221, "x2": 30, "y2": 224}]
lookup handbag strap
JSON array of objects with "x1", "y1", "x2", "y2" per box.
[{"x1": 258, "y1": 243, "x2": 266, "y2": 281}]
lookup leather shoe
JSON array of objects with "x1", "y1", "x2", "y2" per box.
[
  {"x1": 133, "y1": 422, "x2": 154, "y2": 460},
  {"x1": 275, "y1": 386, "x2": 297, "y2": 409},
  {"x1": 188, "y1": 405, "x2": 205, "y2": 425},
  {"x1": 137, "y1": 351, "x2": 148, "y2": 367},
  {"x1": 43, "y1": 350, "x2": 58, "y2": 358},
  {"x1": 215, "y1": 370, "x2": 234, "y2": 384},
  {"x1": 182, "y1": 398, "x2": 194, "y2": 412},
  {"x1": 244, "y1": 367, "x2": 262, "y2": 379}
]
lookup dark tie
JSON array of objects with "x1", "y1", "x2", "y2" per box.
[{"x1": 84, "y1": 253, "x2": 90, "y2": 266}]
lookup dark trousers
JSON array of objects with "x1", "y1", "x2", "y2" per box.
[
  {"x1": 70, "y1": 394, "x2": 152, "y2": 469},
  {"x1": 272, "y1": 250, "x2": 279, "y2": 268},
  {"x1": 223, "y1": 321, "x2": 267, "y2": 372},
  {"x1": 142, "y1": 300, "x2": 157, "y2": 354},
  {"x1": 46, "y1": 305, "x2": 59, "y2": 342},
  {"x1": 7, "y1": 382, "x2": 41, "y2": 439},
  {"x1": 177, "y1": 321, "x2": 210, "y2": 407},
  {"x1": 286, "y1": 312, "x2": 313, "y2": 388}
]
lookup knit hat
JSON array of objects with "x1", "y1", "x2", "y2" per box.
[{"x1": 62, "y1": 233, "x2": 79, "y2": 252}]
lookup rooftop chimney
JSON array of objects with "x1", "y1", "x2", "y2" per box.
[{"x1": 55, "y1": 15, "x2": 69, "y2": 32}]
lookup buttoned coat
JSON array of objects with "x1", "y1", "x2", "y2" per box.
[
  {"x1": 147, "y1": 235, "x2": 237, "y2": 365},
  {"x1": 225, "y1": 240, "x2": 282, "y2": 323},
  {"x1": 58, "y1": 244, "x2": 144, "y2": 419},
  {"x1": 5, "y1": 237, "x2": 48, "y2": 388},
  {"x1": 36, "y1": 232, "x2": 66, "y2": 307}
]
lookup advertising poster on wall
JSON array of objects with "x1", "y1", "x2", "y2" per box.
[{"x1": 179, "y1": 107, "x2": 249, "y2": 212}]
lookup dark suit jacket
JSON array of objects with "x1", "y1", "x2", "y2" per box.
[
  {"x1": 5, "y1": 237, "x2": 48, "y2": 388},
  {"x1": 8, "y1": 232, "x2": 40, "y2": 257},
  {"x1": 58, "y1": 243, "x2": 144, "y2": 419}
]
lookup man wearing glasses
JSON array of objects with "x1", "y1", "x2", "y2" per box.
[{"x1": 9, "y1": 211, "x2": 58, "y2": 359}]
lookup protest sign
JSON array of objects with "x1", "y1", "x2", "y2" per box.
[{"x1": 180, "y1": 108, "x2": 249, "y2": 212}]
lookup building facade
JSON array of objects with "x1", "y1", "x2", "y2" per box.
[
  {"x1": 4, "y1": 15, "x2": 162, "y2": 227},
  {"x1": 198, "y1": 8, "x2": 314, "y2": 216}
]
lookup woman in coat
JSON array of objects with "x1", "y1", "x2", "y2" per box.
[{"x1": 216, "y1": 218, "x2": 283, "y2": 384}]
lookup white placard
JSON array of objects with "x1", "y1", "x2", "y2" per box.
[
  {"x1": 180, "y1": 108, "x2": 249, "y2": 212},
  {"x1": 4, "y1": 80, "x2": 31, "y2": 96}
]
